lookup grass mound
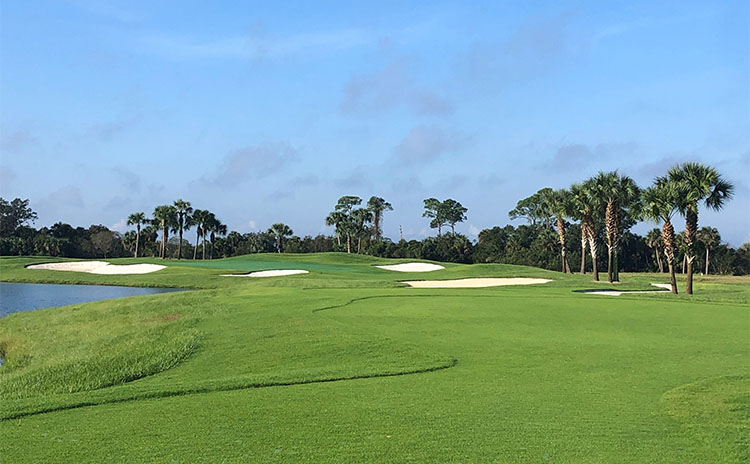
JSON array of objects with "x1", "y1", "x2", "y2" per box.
[{"x1": 0, "y1": 286, "x2": 455, "y2": 420}]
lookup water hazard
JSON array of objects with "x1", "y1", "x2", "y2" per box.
[{"x1": 0, "y1": 282, "x2": 183, "y2": 318}]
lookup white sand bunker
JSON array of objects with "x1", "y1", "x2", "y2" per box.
[
  {"x1": 27, "y1": 261, "x2": 166, "y2": 275},
  {"x1": 403, "y1": 278, "x2": 552, "y2": 288},
  {"x1": 221, "y1": 270, "x2": 309, "y2": 278},
  {"x1": 376, "y1": 262, "x2": 445, "y2": 272},
  {"x1": 578, "y1": 283, "x2": 672, "y2": 296}
]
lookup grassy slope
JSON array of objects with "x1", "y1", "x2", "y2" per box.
[{"x1": 0, "y1": 254, "x2": 748, "y2": 463}]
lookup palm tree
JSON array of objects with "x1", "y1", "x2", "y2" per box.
[
  {"x1": 591, "y1": 171, "x2": 641, "y2": 282},
  {"x1": 152, "y1": 205, "x2": 177, "y2": 259},
  {"x1": 192, "y1": 209, "x2": 210, "y2": 259},
  {"x1": 570, "y1": 182, "x2": 599, "y2": 280},
  {"x1": 667, "y1": 162, "x2": 734, "y2": 294},
  {"x1": 206, "y1": 215, "x2": 226, "y2": 259},
  {"x1": 366, "y1": 196, "x2": 393, "y2": 241},
  {"x1": 268, "y1": 223, "x2": 293, "y2": 253},
  {"x1": 697, "y1": 226, "x2": 721, "y2": 275},
  {"x1": 325, "y1": 211, "x2": 346, "y2": 246},
  {"x1": 126, "y1": 212, "x2": 147, "y2": 258},
  {"x1": 546, "y1": 189, "x2": 573, "y2": 273},
  {"x1": 173, "y1": 199, "x2": 193, "y2": 260},
  {"x1": 645, "y1": 228, "x2": 664, "y2": 273},
  {"x1": 641, "y1": 179, "x2": 682, "y2": 294}
]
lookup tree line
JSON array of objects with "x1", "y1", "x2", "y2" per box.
[{"x1": 1, "y1": 162, "x2": 746, "y2": 282}]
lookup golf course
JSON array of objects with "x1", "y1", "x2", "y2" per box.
[{"x1": 0, "y1": 253, "x2": 747, "y2": 463}]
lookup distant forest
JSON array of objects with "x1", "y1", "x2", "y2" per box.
[{"x1": 2, "y1": 195, "x2": 748, "y2": 276}]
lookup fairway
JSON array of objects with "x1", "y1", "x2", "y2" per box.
[{"x1": 0, "y1": 254, "x2": 748, "y2": 463}]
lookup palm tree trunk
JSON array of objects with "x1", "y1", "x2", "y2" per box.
[
  {"x1": 194, "y1": 229, "x2": 200, "y2": 259},
  {"x1": 178, "y1": 225, "x2": 183, "y2": 260},
  {"x1": 585, "y1": 218, "x2": 598, "y2": 281},
  {"x1": 437, "y1": 224, "x2": 441, "y2": 236},
  {"x1": 662, "y1": 221, "x2": 678, "y2": 294},
  {"x1": 277, "y1": 236, "x2": 282, "y2": 253},
  {"x1": 346, "y1": 235, "x2": 351, "y2": 253},
  {"x1": 555, "y1": 216, "x2": 568, "y2": 273},
  {"x1": 580, "y1": 231, "x2": 587, "y2": 274},
  {"x1": 451, "y1": 224, "x2": 455, "y2": 235},
  {"x1": 667, "y1": 259, "x2": 678, "y2": 294},
  {"x1": 685, "y1": 207, "x2": 697, "y2": 294},
  {"x1": 705, "y1": 248, "x2": 710, "y2": 275},
  {"x1": 135, "y1": 225, "x2": 140, "y2": 258},
  {"x1": 164, "y1": 228, "x2": 169, "y2": 259},
  {"x1": 589, "y1": 239, "x2": 598, "y2": 281},
  {"x1": 605, "y1": 201, "x2": 616, "y2": 283},
  {"x1": 202, "y1": 230, "x2": 206, "y2": 260},
  {"x1": 161, "y1": 221, "x2": 166, "y2": 259},
  {"x1": 357, "y1": 237, "x2": 362, "y2": 253}
]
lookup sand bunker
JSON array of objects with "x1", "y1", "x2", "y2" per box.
[
  {"x1": 577, "y1": 283, "x2": 672, "y2": 296},
  {"x1": 376, "y1": 263, "x2": 445, "y2": 272},
  {"x1": 27, "y1": 261, "x2": 166, "y2": 275},
  {"x1": 221, "y1": 270, "x2": 309, "y2": 278},
  {"x1": 403, "y1": 278, "x2": 552, "y2": 288}
]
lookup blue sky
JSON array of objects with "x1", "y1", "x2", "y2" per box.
[{"x1": 1, "y1": 1, "x2": 748, "y2": 245}]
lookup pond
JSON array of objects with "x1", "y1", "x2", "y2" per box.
[{"x1": 0, "y1": 282, "x2": 184, "y2": 318}]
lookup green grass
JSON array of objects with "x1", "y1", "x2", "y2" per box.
[{"x1": 0, "y1": 253, "x2": 748, "y2": 462}]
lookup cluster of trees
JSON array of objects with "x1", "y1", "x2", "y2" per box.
[
  {"x1": 1, "y1": 198, "x2": 130, "y2": 258},
  {"x1": 423, "y1": 198, "x2": 468, "y2": 235},
  {"x1": 507, "y1": 162, "x2": 737, "y2": 294},
  {"x1": 325, "y1": 196, "x2": 393, "y2": 253},
  {"x1": 1, "y1": 162, "x2": 746, "y2": 282}
]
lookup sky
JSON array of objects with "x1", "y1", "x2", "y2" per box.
[{"x1": 1, "y1": 1, "x2": 748, "y2": 246}]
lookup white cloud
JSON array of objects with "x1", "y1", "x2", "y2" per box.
[{"x1": 110, "y1": 218, "x2": 127, "y2": 232}]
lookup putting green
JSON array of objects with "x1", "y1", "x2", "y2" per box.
[{"x1": 0, "y1": 254, "x2": 747, "y2": 463}]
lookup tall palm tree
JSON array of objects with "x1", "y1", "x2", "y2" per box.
[
  {"x1": 268, "y1": 223, "x2": 293, "y2": 253},
  {"x1": 173, "y1": 199, "x2": 193, "y2": 260},
  {"x1": 570, "y1": 182, "x2": 599, "y2": 280},
  {"x1": 697, "y1": 226, "x2": 721, "y2": 275},
  {"x1": 545, "y1": 189, "x2": 573, "y2": 273},
  {"x1": 152, "y1": 205, "x2": 177, "y2": 259},
  {"x1": 591, "y1": 171, "x2": 641, "y2": 282},
  {"x1": 645, "y1": 228, "x2": 664, "y2": 273},
  {"x1": 641, "y1": 179, "x2": 682, "y2": 294},
  {"x1": 206, "y1": 215, "x2": 226, "y2": 259},
  {"x1": 667, "y1": 162, "x2": 734, "y2": 294},
  {"x1": 366, "y1": 196, "x2": 393, "y2": 241},
  {"x1": 126, "y1": 212, "x2": 147, "y2": 258},
  {"x1": 191, "y1": 209, "x2": 210, "y2": 259}
]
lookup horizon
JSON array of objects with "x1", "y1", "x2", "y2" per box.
[{"x1": 1, "y1": 1, "x2": 748, "y2": 246}]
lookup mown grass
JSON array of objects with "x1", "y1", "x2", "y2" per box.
[{"x1": 0, "y1": 253, "x2": 748, "y2": 463}]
